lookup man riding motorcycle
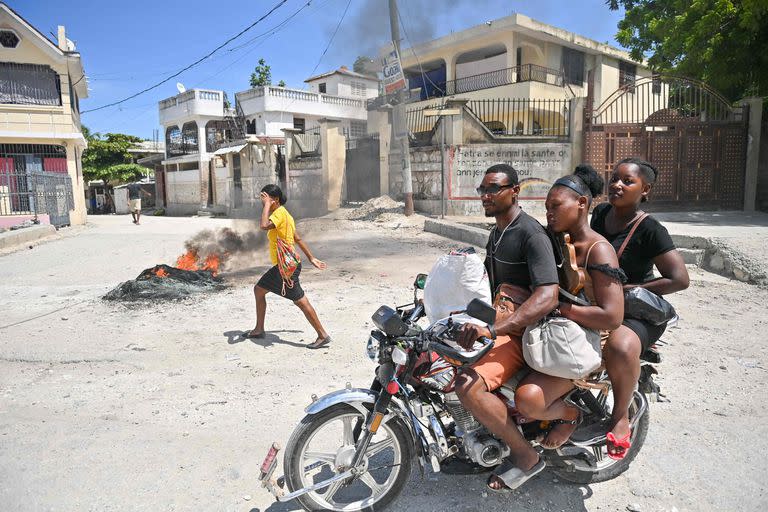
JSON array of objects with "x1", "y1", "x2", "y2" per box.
[{"x1": 455, "y1": 163, "x2": 559, "y2": 491}]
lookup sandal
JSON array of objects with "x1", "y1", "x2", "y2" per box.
[
  {"x1": 307, "y1": 336, "x2": 332, "y2": 349},
  {"x1": 540, "y1": 414, "x2": 581, "y2": 450},
  {"x1": 606, "y1": 430, "x2": 632, "y2": 460},
  {"x1": 486, "y1": 457, "x2": 545, "y2": 493},
  {"x1": 245, "y1": 330, "x2": 265, "y2": 339}
]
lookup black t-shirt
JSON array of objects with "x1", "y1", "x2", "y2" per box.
[
  {"x1": 485, "y1": 210, "x2": 559, "y2": 292},
  {"x1": 590, "y1": 203, "x2": 675, "y2": 284},
  {"x1": 127, "y1": 183, "x2": 142, "y2": 200}
]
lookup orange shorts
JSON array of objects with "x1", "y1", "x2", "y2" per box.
[{"x1": 470, "y1": 334, "x2": 525, "y2": 391}]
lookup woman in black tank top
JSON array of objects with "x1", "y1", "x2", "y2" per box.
[
  {"x1": 513, "y1": 165, "x2": 625, "y2": 450},
  {"x1": 592, "y1": 158, "x2": 689, "y2": 459}
]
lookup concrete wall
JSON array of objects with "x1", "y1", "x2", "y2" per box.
[
  {"x1": 287, "y1": 156, "x2": 324, "y2": 219},
  {"x1": 165, "y1": 169, "x2": 201, "y2": 215}
]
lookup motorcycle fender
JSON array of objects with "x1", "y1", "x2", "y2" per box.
[{"x1": 304, "y1": 388, "x2": 410, "y2": 427}]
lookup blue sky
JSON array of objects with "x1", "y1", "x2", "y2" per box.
[{"x1": 14, "y1": 0, "x2": 625, "y2": 139}]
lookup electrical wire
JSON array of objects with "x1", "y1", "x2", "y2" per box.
[
  {"x1": 307, "y1": 0, "x2": 352, "y2": 78},
  {"x1": 81, "y1": 0, "x2": 289, "y2": 114},
  {"x1": 396, "y1": 2, "x2": 445, "y2": 99}
]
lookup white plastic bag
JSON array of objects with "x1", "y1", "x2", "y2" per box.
[{"x1": 423, "y1": 249, "x2": 492, "y2": 325}]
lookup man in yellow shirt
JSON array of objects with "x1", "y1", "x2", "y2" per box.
[{"x1": 247, "y1": 184, "x2": 332, "y2": 349}]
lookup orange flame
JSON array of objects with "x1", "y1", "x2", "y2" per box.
[
  {"x1": 155, "y1": 267, "x2": 169, "y2": 278},
  {"x1": 174, "y1": 250, "x2": 222, "y2": 276}
]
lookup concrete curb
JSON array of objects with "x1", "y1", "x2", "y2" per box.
[
  {"x1": 425, "y1": 218, "x2": 766, "y2": 287},
  {"x1": 0, "y1": 224, "x2": 57, "y2": 251},
  {"x1": 424, "y1": 218, "x2": 487, "y2": 248}
]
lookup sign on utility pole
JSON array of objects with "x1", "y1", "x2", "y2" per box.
[
  {"x1": 380, "y1": 42, "x2": 406, "y2": 95},
  {"x1": 387, "y1": 0, "x2": 414, "y2": 216}
]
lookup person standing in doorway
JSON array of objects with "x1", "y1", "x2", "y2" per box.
[
  {"x1": 127, "y1": 181, "x2": 148, "y2": 224},
  {"x1": 247, "y1": 184, "x2": 332, "y2": 349}
]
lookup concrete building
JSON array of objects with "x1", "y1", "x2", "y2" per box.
[
  {"x1": 385, "y1": 13, "x2": 654, "y2": 136},
  {"x1": 236, "y1": 66, "x2": 378, "y2": 138},
  {"x1": 0, "y1": 3, "x2": 88, "y2": 228},
  {"x1": 156, "y1": 66, "x2": 379, "y2": 216}
]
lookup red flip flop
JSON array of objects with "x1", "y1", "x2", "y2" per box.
[{"x1": 606, "y1": 430, "x2": 632, "y2": 460}]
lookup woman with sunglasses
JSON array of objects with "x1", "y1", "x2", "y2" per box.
[
  {"x1": 513, "y1": 164, "x2": 625, "y2": 449},
  {"x1": 591, "y1": 157, "x2": 689, "y2": 459}
]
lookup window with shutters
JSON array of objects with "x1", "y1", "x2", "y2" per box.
[{"x1": 561, "y1": 47, "x2": 585, "y2": 86}]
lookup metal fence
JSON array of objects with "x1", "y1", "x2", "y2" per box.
[
  {"x1": 0, "y1": 143, "x2": 74, "y2": 227},
  {"x1": 467, "y1": 98, "x2": 570, "y2": 137},
  {"x1": 0, "y1": 170, "x2": 74, "y2": 226},
  {"x1": 406, "y1": 102, "x2": 441, "y2": 142}
]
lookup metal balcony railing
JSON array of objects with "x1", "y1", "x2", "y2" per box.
[{"x1": 368, "y1": 64, "x2": 565, "y2": 109}]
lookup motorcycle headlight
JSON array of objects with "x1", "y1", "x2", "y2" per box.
[
  {"x1": 391, "y1": 346, "x2": 408, "y2": 365},
  {"x1": 366, "y1": 334, "x2": 380, "y2": 361}
]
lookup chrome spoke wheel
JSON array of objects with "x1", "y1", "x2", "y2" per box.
[{"x1": 293, "y1": 409, "x2": 405, "y2": 511}]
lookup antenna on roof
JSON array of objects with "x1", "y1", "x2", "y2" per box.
[{"x1": 176, "y1": 82, "x2": 186, "y2": 93}]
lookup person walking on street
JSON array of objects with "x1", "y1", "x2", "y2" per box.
[
  {"x1": 247, "y1": 184, "x2": 332, "y2": 349},
  {"x1": 127, "y1": 181, "x2": 149, "y2": 225}
]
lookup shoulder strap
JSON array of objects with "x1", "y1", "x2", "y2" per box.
[
  {"x1": 616, "y1": 212, "x2": 649, "y2": 259},
  {"x1": 585, "y1": 239, "x2": 611, "y2": 267}
]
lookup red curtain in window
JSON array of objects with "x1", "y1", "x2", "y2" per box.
[
  {"x1": 0, "y1": 157, "x2": 20, "y2": 211},
  {"x1": 43, "y1": 157, "x2": 68, "y2": 173}
]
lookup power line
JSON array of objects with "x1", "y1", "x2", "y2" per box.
[
  {"x1": 307, "y1": 0, "x2": 352, "y2": 78},
  {"x1": 81, "y1": 0, "x2": 289, "y2": 114},
  {"x1": 396, "y1": 3, "x2": 445, "y2": 98}
]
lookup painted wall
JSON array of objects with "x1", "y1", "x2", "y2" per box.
[{"x1": 0, "y1": 11, "x2": 88, "y2": 225}]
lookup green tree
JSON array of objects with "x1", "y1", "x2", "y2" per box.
[
  {"x1": 608, "y1": 0, "x2": 768, "y2": 101},
  {"x1": 82, "y1": 128, "x2": 146, "y2": 183},
  {"x1": 249, "y1": 58, "x2": 272, "y2": 88},
  {"x1": 277, "y1": 80, "x2": 286, "y2": 87}
]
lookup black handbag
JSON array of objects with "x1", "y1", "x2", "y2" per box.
[
  {"x1": 616, "y1": 212, "x2": 676, "y2": 326},
  {"x1": 624, "y1": 287, "x2": 676, "y2": 325}
]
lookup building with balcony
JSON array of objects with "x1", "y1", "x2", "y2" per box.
[
  {"x1": 236, "y1": 66, "x2": 378, "y2": 138},
  {"x1": 156, "y1": 67, "x2": 379, "y2": 216},
  {"x1": 385, "y1": 13, "x2": 651, "y2": 138},
  {"x1": 0, "y1": 3, "x2": 89, "y2": 227}
]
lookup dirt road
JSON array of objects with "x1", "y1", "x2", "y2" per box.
[{"x1": 0, "y1": 210, "x2": 765, "y2": 511}]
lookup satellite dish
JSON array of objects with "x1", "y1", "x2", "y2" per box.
[{"x1": 176, "y1": 82, "x2": 186, "y2": 93}]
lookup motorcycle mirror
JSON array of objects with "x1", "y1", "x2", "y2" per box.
[
  {"x1": 466, "y1": 298, "x2": 496, "y2": 325},
  {"x1": 414, "y1": 273, "x2": 428, "y2": 290}
]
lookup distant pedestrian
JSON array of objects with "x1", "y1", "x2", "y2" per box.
[
  {"x1": 247, "y1": 184, "x2": 332, "y2": 349},
  {"x1": 127, "y1": 182, "x2": 148, "y2": 224}
]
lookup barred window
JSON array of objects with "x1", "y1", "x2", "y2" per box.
[
  {"x1": 0, "y1": 62, "x2": 62, "y2": 106},
  {"x1": 619, "y1": 61, "x2": 636, "y2": 88}
]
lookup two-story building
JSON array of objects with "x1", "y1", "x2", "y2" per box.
[
  {"x1": 392, "y1": 13, "x2": 651, "y2": 137},
  {"x1": 156, "y1": 66, "x2": 379, "y2": 216},
  {"x1": 0, "y1": 3, "x2": 88, "y2": 227},
  {"x1": 235, "y1": 66, "x2": 378, "y2": 138}
]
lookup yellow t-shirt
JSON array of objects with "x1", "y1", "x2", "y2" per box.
[{"x1": 267, "y1": 205, "x2": 296, "y2": 265}]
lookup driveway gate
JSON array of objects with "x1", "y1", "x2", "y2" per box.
[{"x1": 584, "y1": 76, "x2": 749, "y2": 210}]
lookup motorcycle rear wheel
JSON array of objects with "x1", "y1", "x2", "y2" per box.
[
  {"x1": 284, "y1": 403, "x2": 413, "y2": 512},
  {"x1": 554, "y1": 393, "x2": 649, "y2": 484}
]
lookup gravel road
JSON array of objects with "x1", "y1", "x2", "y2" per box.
[{"x1": 0, "y1": 208, "x2": 765, "y2": 511}]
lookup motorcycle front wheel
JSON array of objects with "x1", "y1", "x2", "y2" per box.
[{"x1": 284, "y1": 403, "x2": 414, "y2": 512}]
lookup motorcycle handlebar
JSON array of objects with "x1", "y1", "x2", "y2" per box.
[{"x1": 427, "y1": 335, "x2": 495, "y2": 366}]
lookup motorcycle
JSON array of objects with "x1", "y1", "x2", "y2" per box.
[{"x1": 259, "y1": 274, "x2": 665, "y2": 511}]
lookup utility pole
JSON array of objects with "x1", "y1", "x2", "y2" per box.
[{"x1": 388, "y1": 0, "x2": 414, "y2": 216}]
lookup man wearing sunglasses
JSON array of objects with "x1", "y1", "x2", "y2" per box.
[{"x1": 455, "y1": 163, "x2": 559, "y2": 491}]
